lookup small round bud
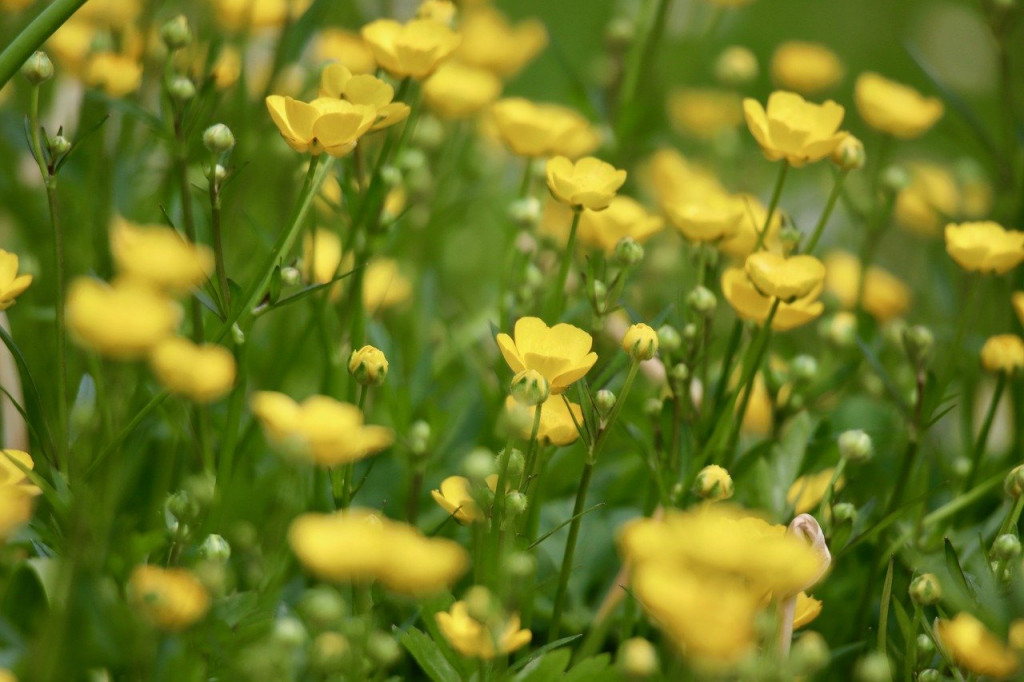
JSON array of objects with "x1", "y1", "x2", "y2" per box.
[
  {"x1": 605, "y1": 17, "x2": 635, "y2": 50},
  {"x1": 902, "y1": 325, "x2": 934, "y2": 367},
  {"x1": 200, "y1": 534, "x2": 231, "y2": 563},
  {"x1": 310, "y1": 632, "x2": 349, "y2": 673},
  {"x1": 617, "y1": 637, "x2": 658, "y2": 678},
  {"x1": 613, "y1": 236, "x2": 644, "y2": 266},
  {"x1": 510, "y1": 369, "x2": 550, "y2": 406},
  {"x1": 21, "y1": 51, "x2": 54, "y2": 84},
  {"x1": 462, "y1": 448, "x2": 497, "y2": 483},
  {"x1": 915, "y1": 634, "x2": 935, "y2": 663},
  {"x1": 594, "y1": 389, "x2": 616, "y2": 419},
  {"x1": 917, "y1": 669, "x2": 941, "y2": 682},
  {"x1": 838, "y1": 429, "x2": 873, "y2": 464},
  {"x1": 643, "y1": 397, "x2": 663, "y2": 419},
  {"x1": 508, "y1": 197, "x2": 541, "y2": 227},
  {"x1": 669, "y1": 364, "x2": 690, "y2": 386},
  {"x1": 1005, "y1": 465, "x2": 1024, "y2": 498},
  {"x1": 381, "y1": 165, "x2": 402, "y2": 187},
  {"x1": 657, "y1": 325, "x2": 681, "y2": 354},
  {"x1": 992, "y1": 533, "x2": 1022, "y2": 561},
  {"x1": 832, "y1": 502, "x2": 857, "y2": 524},
  {"x1": 882, "y1": 319, "x2": 909, "y2": 350},
  {"x1": 366, "y1": 631, "x2": 402, "y2": 668},
  {"x1": 790, "y1": 355, "x2": 818, "y2": 383},
  {"x1": 273, "y1": 616, "x2": 308, "y2": 648},
  {"x1": 880, "y1": 165, "x2": 911, "y2": 194},
  {"x1": 464, "y1": 585, "x2": 494, "y2": 623},
  {"x1": 299, "y1": 586, "x2": 347, "y2": 629},
  {"x1": 166, "y1": 490, "x2": 198, "y2": 523},
  {"x1": 160, "y1": 14, "x2": 192, "y2": 51},
  {"x1": 411, "y1": 114, "x2": 444, "y2": 150},
  {"x1": 203, "y1": 123, "x2": 235, "y2": 154},
  {"x1": 348, "y1": 345, "x2": 389, "y2": 386},
  {"x1": 589, "y1": 280, "x2": 608, "y2": 313},
  {"x1": 714, "y1": 45, "x2": 758, "y2": 86},
  {"x1": 909, "y1": 573, "x2": 942, "y2": 606},
  {"x1": 47, "y1": 134, "x2": 71, "y2": 157},
  {"x1": 693, "y1": 465, "x2": 734, "y2": 501},
  {"x1": 409, "y1": 420, "x2": 431, "y2": 456},
  {"x1": 686, "y1": 286, "x2": 716, "y2": 317},
  {"x1": 498, "y1": 448, "x2": 525, "y2": 481},
  {"x1": 168, "y1": 76, "x2": 196, "y2": 102},
  {"x1": 398, "y1": 148, "x2": 427, "y2": 173},
  {"x1": 853, "y1": 651, "x2": 892, "y2": 682},
  {"x1": 831, "y1": 133, "x2": 866, "y2": 171},
  {"x1": 623, "y1": 323, "x2": 659, "y2": 361},
  {"x1": 821, "y1": 311, "x2": 857, "y2": 348},
  {"x1": 682, "y1": 323, "x2": 698, "y2": 342},
  {"x1": 505, "y1": 491, "x2": 528, "y2": 517},
  {"x1": 505, "y1": 551, "x2": 535, "y2": 579},
  {"x1": 791, "y1": 631, "x2": 830, "y2": 674},
  {"x1": 280, "y1": 267, "x2": 300, "y2": 287}
]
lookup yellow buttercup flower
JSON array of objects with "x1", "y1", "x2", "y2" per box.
[
  {"x1": 739, "y1": 374, "x2": 774, "y2": 436},
  {"x1": 1013, "y1": 292, "x2": 1024, "y2": 327},
  {"x1": 496, "y1": 317, "x2": 597, "y2": 394},
  {"x1": 787, "y1": 469, "x2": 844, "y2": 514},
  {"x1": 490, "y1": 98, "x2": 600, "y2": 159},
  {"x1": 936, "y1": 613, "x2": 1018, "y2": 679},
  {"x1": 823, "y1": 251, "x2": 911, "y2": 322},
  {"x1": 423, "y1": 62, "x2": 502, "y2": 120},
  {"x1": 720, "y1": 195, "x2": 783, "y2": 258},
  {"x1": 149, "y1": 338, "x2": 236, "y2": 403},
  {"x1": 128, "y1": 565, "x2": 210, "y2": 631},
  {"x1": 622, "y1": 323, "x2": 659, "y2": 361},
  {"x1": 110, "y1": 218, "x2": 213, "y2": 294},
  {"x1": 250, "y1": 391, "x2": 393, "y2": 466},
  {"x1": 210, "y1": 47, "x2": 242, "y2": 89},
  {"x1": 360, "y1": 18, "x2": 460, "y2": 80},
  {"x1": 743, "y1": 91, "x2": 845, "y2": 166},
  {"x1": 457, "y1": 7, "x2": 547, "y2": 77},
  {"x1": 85, "y1": 52, "x2": 143, "y2": 98},
  {"x1": 770, "y1": 42, "x2": 843, "y2": 94},
  {"x1": 744, "y1": 252, "x2": 826, "y2": 301},
  {"x1": 855, "y1": 72, "x2": 944, "y2": 139},
  {"x1": 666, "y1": 190, "x2": 745, "y2": 244},
  {"x1": 430, "y1": 475, "x2": 501, "y2": 523},
  {"x1": 375, "y1": 523, "x2": 471, "y2": 595},
  {"x1": 364, "y1": 258, "x2": 413, "y2": 312},
  {"x1": 436, "y1": 601, "x2": 532, "y2": 659},
  {"x1": 545, "y1": 156, "x2": 627, "y2": 212},
  {"x1": 303, "y1": 228, "x2": 345, "y2": 289},
  {"x1": 0, "y1": 251, "x2": 32, "y2": 310},
  {"x1": 895, "y1": 163, "x2": 960, "y2": 236},
  {"x1": 721, "y1": 268, "x2": 823, "y2": 331},
  {"x1": 265, "y1": 95, "x2": 377, "y2": 157},
  {"x1": 214, "y1": 0, "x2": 312, "y2": 31},
  {"x1": 666, "y1": 88, "x2": 743, "y2": 140},
  {"x1": 503, "y1": 395, "x2": 583, "y2": 446},
  {"x1": 66, "y1": 278, "x2": 181, "y2": 359},
  {"x1": 981, "y1": 335, "x2": 1024, "y2": 374},
  {"x1": 312, "y1": 28, "x2": 377, "y2": 75},
  {"x1": 541, "y1": 197, "x2": 663, "y2": 255},
  {"x1": 792, "y1": 592, "x2": 823, "y2": 629},
  {"x1": 945, "y1": 221, "x2": 1024, "y2": 274},
  {"x1": 0, "y1": 451, "x2": 42, "y2": 497},
  {"x1": 318, "y1": 64, "x2": 410, "y2": 131},
  {"x1": 348, "y1": 345, "x2": 389, "y2": 386}
]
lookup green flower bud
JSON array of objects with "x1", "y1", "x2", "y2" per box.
[
  {"x1": 348, "y1": 345, "x2": 389, "y2": 386},
  {"x1": 838, "y1": 429, "x2": 873, "y2": 463},
  {"x1": 682, "y1": 323, "x2": 698, "y2": 342},
  {"x1": 623, "y1": 323, "x2": 659, "y2": 361},
  {"x1": 790, "y1": 354, "x2": 818, "y2": 383},
  {"x1": 613, "y1": 236, "x2": 644, "y2": 266},
  {"x1": 909, "y1": 573, "x2": 942, "y2": 606},
  {"x1": 47, "y1": 134, "x2": 71, "y2": 158},
  {"x1": 510, "y1": 369, "x2": 550, "y2": 406},
  {"x1": 903, "y1": 325, "x2": 934, "y2": 367},
  {"x1": 505, "y1": 491, "x2": 528, "y2": 517},
  {"x1": 505, "y1": 551, "x2": 536, "y2": 579},
  {"x1": 670, "y1": 363, "x2": 690, "y2": 384},
  {"x1": 854, "y1": 651, "x2": 892, "y2": 682},
  {"x1": 462, "y1": 448, "x2": 497, "y2": 483},
  {"x1": 200, "y1": 534, "x2": 231, "y2": 563},
  {"x1": 992, "y1": 533, "x2": 1022, "y2": 561},
  {"x1": 498, "y1": 448, "x2": 525, "y2": 481},
  {"x1": 299, "y1": 586, "x2": 347, "y2": 629},
  {"x1": 168, "y1": 76, "x2": 196, "y2": 102},
  {"x1": 605, "y1": 17, "x2": 635, "y2": 50},
  {"x1": 310, "y1": 632, "x2": 350, "y2": 673},
  {"x1": 791, "y1": 631, "x2": 830, "y2": 674},
  {"x1": 714, "y1": 45, "x2": 758, "y2": 86},
  {"x1": 822, "y1": 312, "x2": 857, "y2": 348},
  {"x1": 952, "y1": 456, "x2": 971, "y2": 479},
  {"x1": 832, "y1": 502, "x2": 857, "y2": 524},
  {"x1": 831, "y1": 134, "x2": 866, "y2": 171},
  {"x1": 381, "y1": 165, "x2": 402, "y2": 187},
  {"x1": 272, "y1": 616, "x2": 308, "y2": 648},
  {"x1": 21, "y1": 51, "x2": 54, "y2": 84},
  {"x1": 411, "y1": 113, "x2": 444, "y2": 150},
  {"x1": 686, "y1": 285, "x2": 717, "y2": 317},
  {"x1": 915, "y1": 634, "x2": 935, "y2": 665},
  {"x1": 508, "y1": 198, "x2": 541, "y2": 228},
  {"x1": 166, "y1": 490, "x2": 198, "y2": 524},
  {"x1": 657, "y1": 325, "x2": 681, "y2": 354},
  {"x1": 203, "y1": 123, "x2": 235, "y2": 154},
  {"x1": 464, "y1": 585, "x2": 494, "y2": 623},
  {"x1": 590, "y1": 280, "x2": 608, "y2": 314},
  {"x1": 595, "y1": 389, "x2": 616, "y2": 419},
  {"x1": 617, "y1": 637, "x2": 658, "y2": 679},
  {"x1": 409, "y1": 420, "x2": 431, "y2": 457},
  {"x1": 693, "y1": 465, "x2": 734, "y2": 501},
  {"x1": 366, "y1": 631, "x2": 402, "y2": 668},
  {"x1": 160, "y1": 14, "x2": 192, "y2": 51},
  {"x1": 916, "y1": 669, "x2": 940, "y2": 682},
  {"x1": 1005, "y1": 464, "x2": 1024, "y2": 498},
  {"x1": 880, "y1": 165, "x2": 911, "y2": 194},
  {"x1": 643, "y1": 397, "x2": 663, "y2": 419}
]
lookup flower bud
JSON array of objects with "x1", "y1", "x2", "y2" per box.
[
  {"x1": 617, "y1": 637, "x2": 658, "y2": 679},
  {"x1": 505, "y1": 491, "x2": 528, "y2": 517},
  {"x1": 714, "y1": 46, "x2": 758, "y2": 86},
  {"x1": 902, "y1": 325, "x2": 934, "y2": 367},
  {"x1": 21, "y1": 51, "x2": 54, "y2": 84},
  {"x1": 203, "y1": 123, "x2": 235, "y2": 154},
  {"x1": 831, "y1": 133, "x2": 866, "y2": 171},
  {"x1": 854, "y1": 652, "x2": 892, "y2": 682},
  {"x1": 909, "y1": 573, "x2": 941, "y2": 606},
  {"x1": 657, "y1": 325, "x2": 681, "y2": 354},
  {"x1": 589, "y1": 280, "x2": 609, "y2": 314},
  {"x1": 166, "y1": 490, "x2": 198, "y2": 524},
  {"x1": 348, "y1": 345, "x2": 389, "y2": 386},
  {"x1": 993, "y1": 533, "x2": 1022, "y2": 561},
  {"x1": 299, "y1": 586, "x2": 347, "y2": 629},
  {"x1": 462, "y1": 448, "x2": 496, "y2": 483},
  {"x1": 498, "y1": 448, "x2": 525, "y2": 481},
  {"x1": 916, "y1": 633, "x2": 935, "y2": 662},
  {"x1": 409, "y1": 420, "x2": 431, "y2": 457},
  {"x1": 1005, "y1": 465, "x2": 1024, "y2": 498},
  {"x1": 790, "y1": 354, "x2": 818, "y2": 383},
  {"x1": 595, "y1": 389, "x2": 616, "y2": 419},
  {"x1": 613, "y1": 236, "x2": 644, "y2": 266},
  {"x1": 273, "y1": 616, "x2": 308, "y2": 648},
  {"x1": 791, "y1": 631, "x2": 830, "y2": 674},
  {"x1": 682, "y1": 323, "x2": 698, "y2": 342},
  {"x1": 686, "y1": 286, "x2": 716, "y2": 317},
  {"x1": 508, "y1": 197, "x2": 541, "y2": 227},
  {"x1": 917, "y1": 669, "x2": 940, "y2": 682},
  {"x1": 838, "y1": 429, "x2": 873, "y2": 464},
  {"x1": 952, "y1": 456, "x2": 971, "y2": 479},
  {"x1": 464, "y1": 585, "x2": 494, "y2": 623},
  {"x1": 160, "y1": 14, "x2": 192, "y2": 51},
  {"x1": 381, "y1": 165, "x2": 402, "y2": 187},
  {"x1": 210, "y1": 164, "x2": 228, "y2": 184},
  {"x1": 366, "y1": 631, "x2": 402, "y2": 668},
  {"x1": 822, "y1": 312, "x2": 857, "y2": 348},
  {"x1": 310, "y1": 632, "x2": 349, "y2": 673},
  {"x1": 670, "y1": 363, "x2": 690, "y2": 384},
  {"x1": 623, "y1": 323, "x2": 659, "y2": 361},
  {"x1": 280, "y1": 266, "x2": 300, "y2": 286},
  {"x1": 411, "y1": 114, "x2": 444, "y2": 150},
  {"x1": 693, "y1": 465, "x2": 734, "y2": 501},
  {"x1": 880, "y1": 165, "x2": 911, "y2": 194},
  {"x1": 643, "y1": 397, "x2": 663, "y2": 418},
  {"x1": 605, "y1": 17, "x2": 635, "y2": 50},
  {"x1": 47, "y1": 134, "x2": 71, "y2": 158},
  {"x1": 510, "y1": 369, "x2": 550, "y2": 406},
  {"x1": 168, "y1": 76, "x2": 196, "y2": 102},
  {"x1": 832, "y1": 502, "x2": 857, "y2": 524},
  {"x1": 505, "y1": 551, "x2": 535, "y2": 579},
  {"x1": 200, "y1": 534, "x2": 231, "y2": 563},
  {"x1": 398, "y1": 148, "x2": 427, "y2": 173}
]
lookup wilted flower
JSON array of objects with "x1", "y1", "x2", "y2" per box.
[
  {"x1": 0, "y1": 251, "x2": 32, "y2": 310},
  {"x1": 496, "y1": 317, "x2": 597, "y2": 394},
  {"x1": 503, "y1": 395, "x2": 584, "y2": 446},
  {"x1": 722, "y1": 268, "x2": 824, "y2": 331},
  {"x1": 360, "y1": 18, "x2": 460, "y2": 79},
  {"x1": 436, "y1": 601, "x2": 532, "y2": 659},
  {"x1": 490, "y1": 98, "x2": 600, "y2": 159},
  {"x1": 945, "y1": 221, "x2": 1024, "y2": 274},
  {"x1": 824, "y1": 251, "x2": 910, "y2": 322},
  {"x1": 149, "y1": 337, "x2": 236, "y2": 403},
  {"x1": 770, "y1": 42, "x2": 843, "y2": 94},
  {"x1": 128, "y1": 565, "x2": 210, "y2": 631},
  {"x1": 981, "y1": 335, "x2": 1024, "y2": 374},
  {"x1": 744, "y1": 252, "x2": 826, "y2": 301},
  {"x1": 265, "y1": 95, "x2": 377, "y2": 157},
  {"x1": 110, "y1": 218, "x2": 213, "y2": 293},
  {"x1": 855, "y1": 72, "x2": 944, "y2": 139},
  {"x1": 545, "y1": 156, "x2": 627, "y2": 211},
  {"x1": 936, "y1": 613, "x2": 1018, "y2": 679},
  {"x1": 423, "y1": 62, "x2": 502, "y2": 120},
  {"x1": 457, "y1": 7, "x2": 547, "y2": 77},
  {"x1": 743, "y1": 91, "x2": 845, "y2": 166},
  {"x1": 66, "y1": 278, "x2": 181, "y2": 359}
]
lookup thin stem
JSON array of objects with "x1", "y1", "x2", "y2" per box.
[
  {"x1": 209, "y1": 177, "x2": 230, "y2": 313},
  {"x1": 964, "y1": 373, "x2": 1008, "y2": 490},
  {"x1": 753, "y1": 162, "x2": 789, "y2": 252},
  {"x1": 803, "y1": 169, "x2": 849, "y2": 254},
  {"x1": 518, "y1": 158, "x2": 535, "y2": 198},
  {"x1": 0, "y1": 0, "x2": 89, "y2": 89},
  {"x1": 550, "y1": 208, "x2": 582, "y2": 319},
  {"x1": 886, "y1": 369, "x2": 926, "y2": 516},
  {"x1": 724, "y1": 299, "x2": 781, "y2": 459}
]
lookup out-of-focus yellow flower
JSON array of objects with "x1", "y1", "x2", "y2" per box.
[
  {"x1": 66, "y1": 278, "x2": 181, "y2": 359},
  {"x1": 0, "y1": 487, "x2": 34, "y2": 541},
  {"x1": 823, "y1": 251, "x2": 911, "y2": 322},
  {"x1": 721, "y1": 268, "x2": 823, "y2": 331},
  {"x1": 739, "y1": 374, "x2": 773, "y2": 436},
  {"x1": 770, "y1": 42, "x2": 843, "y2": 94},
  {"x1": 303, "y1": 228, "x2": 344, "y2": 288},
  {"x1": 666, "y1": 190, "x2": 745, "y2": 244},
  {"x1": 0, "y1": 251, "x2": 32, "y2": 310},
  {"x1": 743, "y1": 91, "x2": 845, "y2": 167},
  {"x1": 503, "y1": 395, "x2": 584, "y2": 446},
  {"x1": 541, "y1": 196, "x2": 663, "y2": 254},
  {"x1": 936, "y1": 613, "x2": 1019, "y2": 679},
  {"x1": 149, "y1": 337, "x2": 236, "y2": 403},
  {"x1": 77, "y1": 0, "x2": 141, "y2": 28},
  {"x1": 318, "y1": 63, "x2": 410, "y2": 131},
  {"x1": 85, "y1": 52, "x2": 143, "y2": 97},
  {"x1": 490, "y1": 98, "x2": 600, "y2": 159},
  {"x1": 895, "y1": 163, "x2": 960, "y2": 237},
  {"x1": 945, "y1": 221, "x2": 1024, "y2": 274},
  {"x1": 1013, "y1": 292, "x2": 1024, "y2": 328},
  {"x1": 1009, "y1": 619, "x2": 1024, "y2": 650},
  {"x1": 215, "y1": 0, "x2": 312, "y2": 31},
  {"x1": 855, "y1": 72, "x2": 943, "y2": 139},
  {"x1": 111, "y1": 218, "x2": 213, "y2": 293},
  {"x1": 128, "y1": 565, "x2": 210, "y2": 631},
  {"x1": 312, "y1": 28, "x2": 377, "y2": 74},
  {"x1": 496, "y1": 317, "x2": 597, "y2": 394},
  {"x1": 288, "y1": 508, "x2": 468, "y2": 594},
  {"x1": 364, "y1": 258, "x2": 413, "y2": 312},
  {"x1": 745, "y1": 252, "x2": 826, "y2": 301},
  {"x1": 666, "y1": 88, "x2": 743, "y2": 140},
  {"x1": 360, "y1": 18, "x2": 460, "y2": 80},
  {"x1": 0, "y1": 451, "x2": 42, "y2": 497},
  {"x1": 792, "y1": 592, "x2": 823, "y2": 629},
  {"x1": 265, "y1": 95, "x2": 377, "y2": 157},
  {"x1": 719, "y1": 194, "x2": 783, "y2": 258},
  {"x1": 981, "y1": 335, "x2": 1024, "y2": 374},
  {"x1": 437, "y1": 601, "x2": 532, "y2": 659},
  {"x1": 458, "y1": 7, "x2": 547, "y2": 78},
  {"x1": 423, "y1": 62, "x2": 502, "y2": 120},
  {"x1": 0, "y1": 0, "x2": 35, "y2": 10},
  {"x1": 417, "y1": 0, "x2": 456, "y2": 25},
  {"x1": 545, "y1": 156, "x2": 626, "y2": 212},
  {"x1": 787, "y1": 469, "x2": 843, "y2": 514},
  {"x1": 210, "y1": 47, "x2": 241, "y2": 89},
  {"x1": 430, "y1": 475, "x2": 500, "y2": 523},
  {"x1": 250, "y1": 391, "x2": 393, "y2": 466}
]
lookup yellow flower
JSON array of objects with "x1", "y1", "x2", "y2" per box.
[
  {"x1": 719, "y1": 195, "x2": 783, "y2": 258},
  {"x1": 490, "y1": 98, "x2": 600, "y2": 159},
  {"x1": 318, "y1": 64, "x2": 410, "y2": 131},
  {"x1": 436, "y1": 601, "x2": 532, "y2": 659},
  {"x1": 303, "y1": 228, "x2": 345, "y2": 288},
  {"x1": 85, "y1": 52, "x2": 143, "y2": 98},
  {"x1": 1009, "y1": 619, "x2": 1024, "y2": 650},
  {"x1": 214, "y1": 0, "x2": 312, "y2": 31},
  {"x1": 417, "y1": 0, "x2": 456, "y2": 24},
  {"x1": 250, "y1": 391, "x2": 393, "y2": 466},
  {"x1": 770, "y1": 42, "x2": 843, "y2": 94},
  {"x1": 743, "y1": 91, "x2": 845, "y2": 167},
  {"x1": 210, "y1": 47, "x2": 241, "y2": 89},
  {"x1": 66, "y1": 278, "x2": 181, "y2": 359},
  {"x1": 375, "y1": 523, "x2": 470, "y2": 595},
  {"x1": 265, "y1": 95, "x2": 377, "y2": 157},
  {"x1": 503, "y1": 395, "x2": 584, "y2": 446},
  {"x1": 149, "y1": 337, "x2": 236, "y2": 403},
  {"x1": 430, "y1": 475, "x2": 502, "y2": 524},
  {"x1": 128, "y1": 565, "x2": 210, "y2": 631},
  {"x1": 936, "y1": 613, "x2": 1019, "y2": 679},
  {"x1": 360, "y1": 18, "x2": 460, "y2": 80},
  {"x1": 945, "y1": 221, "x2": 1024, "y2": 274},
  {"x1": 1013, "y1": 292, "x2": 1024, "y2": 328},
  {"x1": 792, "y1": 592, "x2": 823, "y2": 629},
  {"x1": 423, "y1": 62, "x2": 502, "y2": 120},
  {"x1": 348, "y1": 345, "x2": 389, "y2": 385},
  {"x1": 457, "y1": 7, "x2": 547, "y2": 77},
  {"x1": 665, "y1": 190, "x2": 745, "y2": 244},
  {"x1": 0, "y1": 450, "x2": 42, "y2": 497},
  {"x1": 110, "y1": 218, "x2": 214, "y2": 293},
  {"x1": 693, "y1": 465, "x2": 734, "y2": 501},
  {"x1": 622, "y1": 323, "x2": 659, "y2": 361},
  {"x1": 496, "y1": 317, "x2": 597, "y2": 394},
  {"x1": 894, "y1": 163, "x2": 960, "y2": 237},
  {"x1": 744, "y1": 252, "x2": 826, "y2": 301},
  {"x1": 823, "y1": 251, "x2": 911, "y2": 322},
  {"x1": 0, "y1": 486, "x2": 34, "y2": 541},
  {"x1": 364, "y1": 258, "x2": 413, "y2": 312},
  {"x1": 667, "y1": 88, "x2": 743, "y2": 140},
  {"x1": 981, "y1": 335, "x2": 1024, "y2": 374},
  {"x1": 0, "y1": 251, "x2": 32, "y2": 310},
  {"x1": 855, "y1": 72, "x2": 944, "y2": 139},
  {"x1": 739, "y1": 374, "x2": 774, "y2": 436},
  {"x1": 540, "y1": 197, "x2": 663, "y2": 254},
  {"x1": 721, "y1": 268, "x2": 823, "y2": 331},
  {"x1": 312, "y1": 28, "x2": 377, "y2": 75},
  {"x1": 545, "y1": 156, "x2": 627, "y2": 212},
  {"x1": 787, "y1": 469, "x2": 843, "y2": 514}
]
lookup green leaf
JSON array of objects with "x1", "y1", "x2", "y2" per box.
[
  {"x1": 944, "y1": 537, "x2": 976, "y2": 602},
  {"x1": 509, "y1": 636, "x2": 581, "y2": 673},
  {"x1": 878, "y1": 557, "x2": 893, "y2": 652},
  {"x1": 398, "y1": 627, "x2": 461, "y2": 682},
  {"x1": 563, "y1": 654, "x2": 613, "y2": 682},
  {"x1": 513, "y1": 648, "x2": 572, "y2": 682}
]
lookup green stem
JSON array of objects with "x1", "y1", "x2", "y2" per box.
[
  {"x1": 964, "y1": 373, "x2": 1008, "y2": 490},
  {"x1": 753, "y1": 162, "x2": 789, "y2": 252},
  {"x1": 209, "y1": 177, "x2": 230, "y2": 313},
  {"x1": 0, "y1": 0, "x2": 89, "y2": 89},
  {"x1": 998, "y1": 495, "x2": 1024, "y2": 537},
  {"x1": 886, "y1": 370, "x2": 925, "y2": 516},
  {"x1": 518, "y1": 157, "x2": 535, "y2": 198},
  {"x1": 550, "y1": 209, "x2": 582, "y2": 319},
  {"x1": 803, "y1": 169, "x2": 849, "y2": 254},
  {"x1": 724, "y1": 299, "x2": 780, "y2": 459}
]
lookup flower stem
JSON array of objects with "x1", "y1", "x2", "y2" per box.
[
  {"x1": 209, "y1": 176, "x2": 230, "y2": 313},
  {"x1": 964, "y1": 373, "x2": 1008, "y2": 491},
  {"x1": 724, "y1": 299, "x2": 781, "y2": 459},
  {"x1": 803, "y1": 169, "x2": 849, "y2": 254},
  {"x1": 550, "y1": 208, "x2": 582, "y2": 319},
  {"x1": 753, "y1": 162, "x2": 789, "y2": 252}
]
